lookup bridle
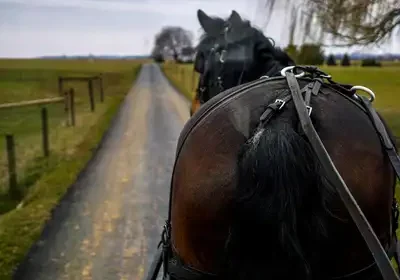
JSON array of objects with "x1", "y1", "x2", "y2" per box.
[
  {"x1": 195, "y1": 32, "x2": 295, "y2": 106},
  {"x1": 147, "y1": 65, "x2": 400, "y2": 280},
  {"x1": 195, "y1": 23, "x2": 249, "y2": 105}
]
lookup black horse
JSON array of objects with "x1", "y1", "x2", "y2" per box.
[
  {"x1": 147, "y1": 9, "x2": 400, "y2": 280},
  {"x1": 192, "y1": 9, "x2": 295, "y2": 109}
]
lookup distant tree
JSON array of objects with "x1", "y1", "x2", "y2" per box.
[
  {"x1": 176, "y1": 46, "x2": 195, "y2": 64},
  {"x1": 181, "y1": 46, "x2": 195, "y2": 56},
  {"x1": 153, "y1": 53, "x2": 164, "y2": 63},
  {"x1": 297, "y1": 44, "x2": 325, "y2": 65},
  {"x1": 152, "y1": 26, "x2": 193, "y2": 62},
  {"x1": 151, "y1": 45, "x2": 164, "y2": 63},
  {"x1": 326, "y1": 54, "x2": 337, "y2": 66},
  {"x1": 260, "y1": 0, "x2": 400, "y2": 47},
  {"x1": 361, "y1": 58, "x2": 382, "y2": 67},
  {"x1": 284, "y1": 44, "x2": 299, "y2": 63},
  {"x1": 341, "y1": 53, "x2": 351, "y2": 66}
]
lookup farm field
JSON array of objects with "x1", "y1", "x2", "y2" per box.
[{"x1": 0, "y1": 58, "x2": 142, "y2": 278}]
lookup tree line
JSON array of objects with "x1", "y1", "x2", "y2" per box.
[
  {"x1": 152, "y1": 0, "x2": 398, "y2": 66},
  {"x1": 151, "y1": 26, "x2": 382, "y2": 67}
]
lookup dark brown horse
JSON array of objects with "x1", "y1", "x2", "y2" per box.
[{"x1": 147, "y1": 9, "x2": 400, "y2": 280}]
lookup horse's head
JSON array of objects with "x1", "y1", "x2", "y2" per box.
[{"x1": 194, "y1": 9, "x2": 295, "y2": 103}]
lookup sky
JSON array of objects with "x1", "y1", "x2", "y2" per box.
[{"x1": 0, "y1": 0, "x2": 398, "y2": 58}]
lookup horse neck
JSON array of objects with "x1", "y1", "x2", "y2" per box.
[
  {"x1": 254, "y1": 34, "x2": 295, "y2": 77},
  {"x1": 249, "y1": 55, "x2": 291, "y2": 80}
]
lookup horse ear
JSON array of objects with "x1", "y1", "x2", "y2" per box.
[
  {"x1": 197, "y1": 9, "x2": 215, "y2": 34},
  {"x1": 229, "y1": 10, "x2": 242, "y2": 27}
]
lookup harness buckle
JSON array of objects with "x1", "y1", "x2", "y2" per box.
[
  {"x1": 306, "y1": 106, "x2": 312, "y2": 116},
  {"x1": 275, "y1": 99, "x2": 286, "y2": 110}
]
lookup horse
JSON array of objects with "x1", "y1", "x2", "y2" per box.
[
  {"x1": 189, "y1": 10, "x2": 295, "y2": 116},
  {"x1": 147, "y1": 9, "x2": 400, "y2": 280}
]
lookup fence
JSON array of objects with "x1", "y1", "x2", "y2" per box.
[
  {"x1": 1, "y1": 74, "x2": 104, "y2": 200},
  {"x1": 58, "y1": 75, "x2": 104, "y2": 111}
]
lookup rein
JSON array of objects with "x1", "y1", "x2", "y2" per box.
[{"x1": 285, "y1": 67, "x2": 399, "y2": 280}]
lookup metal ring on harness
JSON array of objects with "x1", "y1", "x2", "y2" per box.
[
  {"x1": 350, "y1": 85, "x2": 376, "y2": 102},
  {"x1": 319, "y1": 73, "x2": 332, "y2": 79},
  {"x1": 280, "y1": 66, "x2": 305, "y2": 78}
]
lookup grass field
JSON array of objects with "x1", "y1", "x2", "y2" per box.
[
  {"x1": 0, "y1": 58, "x2": 143, "y2": 279},
  {"x1": 0, "y1": 59, "x2": 146, "y2": 208}
]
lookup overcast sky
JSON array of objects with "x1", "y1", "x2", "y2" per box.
[{"x1": 0, "y1": 0, "x2": 398, "y2": 58}]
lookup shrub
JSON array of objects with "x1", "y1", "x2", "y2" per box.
[
  {"x1": 297, "y1": 44, "x2": 325, "y2": 65},
  {"x1": 341, "y1": 53, "x2": 351, "y2": 66},
  {"x1": 326, "y1": 54, "x2": 337, "y2": 66},
  {"x1": 361, "y1": 58, "x2": 381, "y2": 67}
]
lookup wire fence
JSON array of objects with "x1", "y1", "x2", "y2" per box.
[{"x1": 0, "y1": 68, "x2": 135, "y2": 213}]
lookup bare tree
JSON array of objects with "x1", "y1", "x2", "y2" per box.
[
  {"x1": 153, "y1": 26, "x2": 194, "y2": 61},
  {"x1": 260, "y1": 0, "x2": 400, "y2": 46}
]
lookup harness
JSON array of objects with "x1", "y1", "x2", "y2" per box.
[{"x1": 147, "y1": 66, "x2": 400, "y2": 280}]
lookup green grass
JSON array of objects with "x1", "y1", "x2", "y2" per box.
[
  {"x1": 0, "y1": 60, "x2": 143, "y2": 207},
  {"x1": 0, "y1": 59, "x2": 142, "y2": 279}
]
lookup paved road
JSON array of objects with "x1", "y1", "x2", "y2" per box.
[{"x1": 13, "y1": 63, "x2": 190, "y2": 280}]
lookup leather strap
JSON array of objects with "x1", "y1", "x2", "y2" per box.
[
  {"x1": 258, "y1": 95, "x2": 292, "y2": 127},
  {"x1": 285, "y1": 72, "x2": 399, "y2": 280},
  {"x1": 304, "y1": 83, "x2": 313, "y2": 106},
  {"x1": 145, "y1": 246, "x2": 163, "y2": 280},
  {"x1": 356, "y1": 96, "x2": 400, "y2": 180},
  {"x1": 167, "y1": 247, "x2": 217, "y2": 280}
]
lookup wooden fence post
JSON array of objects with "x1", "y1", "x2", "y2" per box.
[
  {"x1": 58, "y1": 77, "x2": 63, "y2": 96},
  {"x1": 41, "y1": 107, "x2": 49, "y2": 157},
  {"x1": 64, "y1": 90, "x2": 69, "y2": 121},
  {"x1": 88, "y1": 79, "x2": 95, "y2": 112},
  {"x1": 69, "y1": 88, "x2": 75, "y2": 126},
  {"x1": 99, "y1": 76, "x2": 104, "y2": 103},
  {"x1": 6, "y1": 134, "x2": 19, "y2": 199}
]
